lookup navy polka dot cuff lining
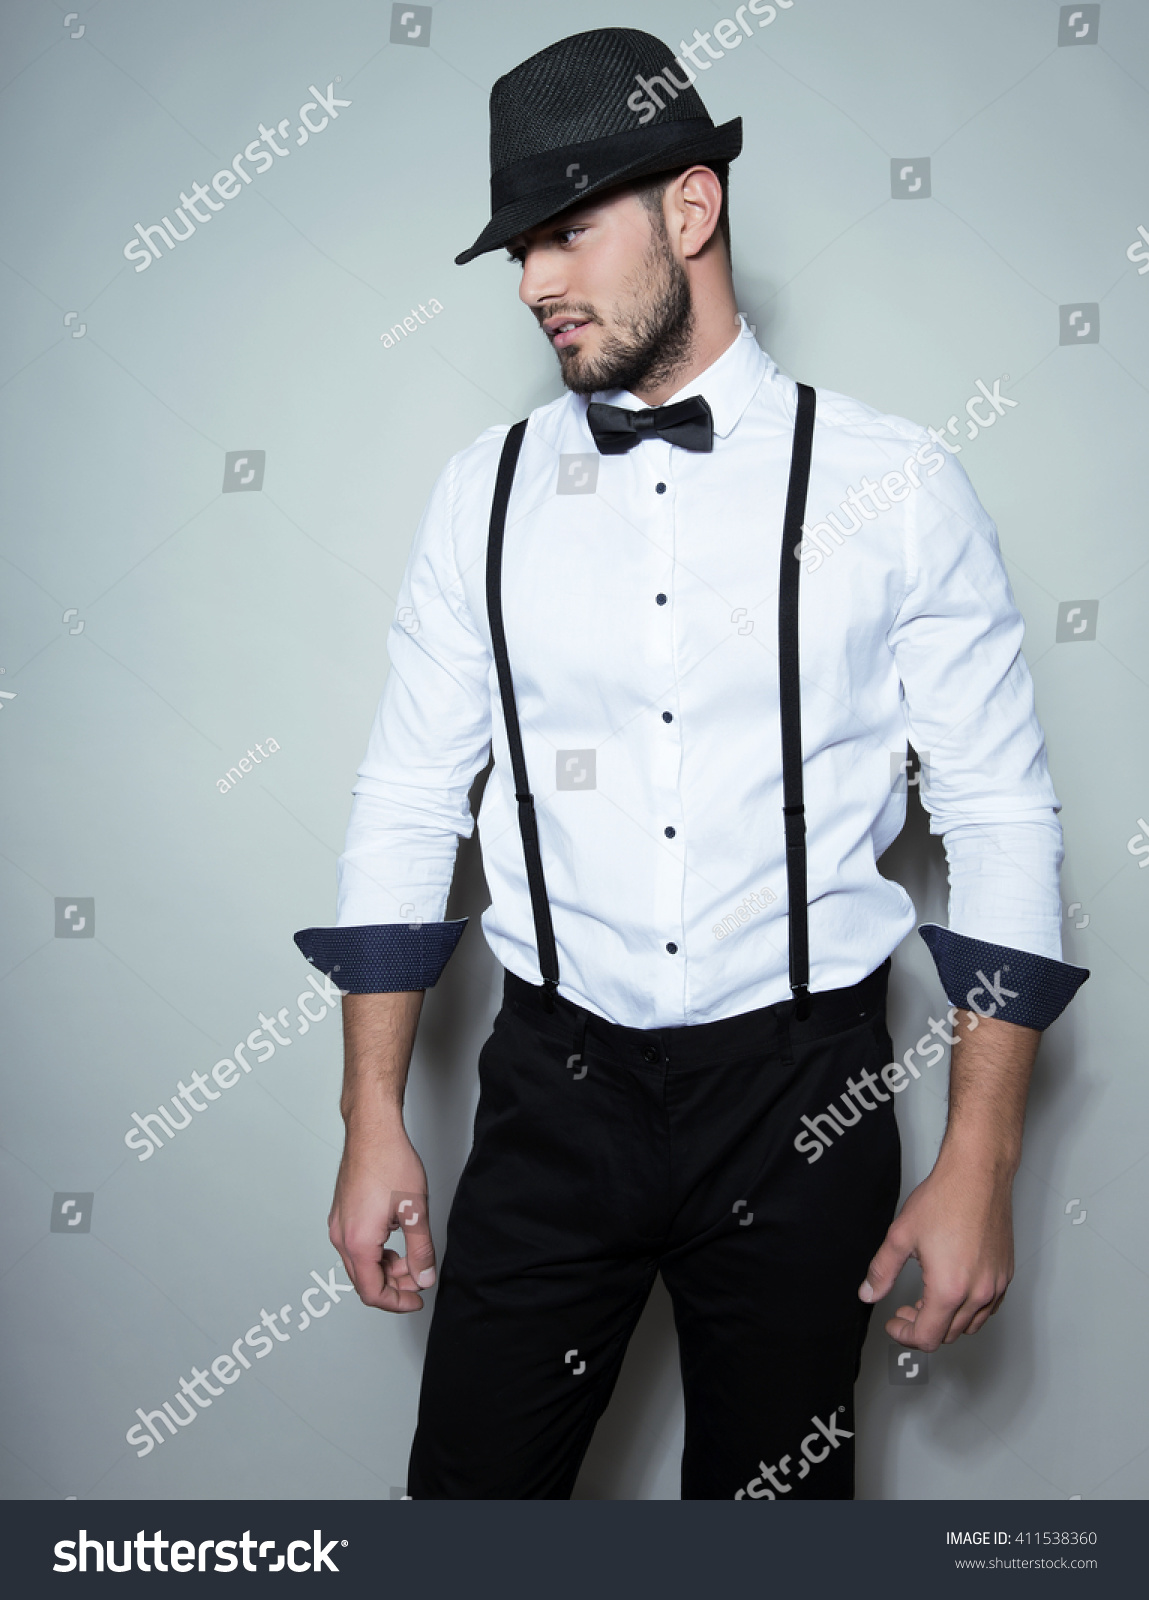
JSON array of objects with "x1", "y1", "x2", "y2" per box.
[
  {"x1": 293, "y1": 920, "x2": 468, "y2": 994},
  {"x1": 918, "y1": 924, "x2": 1088, "y2": 1032}
]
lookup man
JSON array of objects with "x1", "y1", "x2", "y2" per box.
[{"x1": 295, "y1": 28, "x2": 1087, "y2": 1500}]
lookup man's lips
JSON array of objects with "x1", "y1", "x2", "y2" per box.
[{"x1": 545, "y1": 318, "x2": 593, "y2": 349}]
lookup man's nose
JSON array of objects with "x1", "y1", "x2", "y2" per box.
[{"x1": 518, "y1": 246, "x2": 565, "y2": 308}]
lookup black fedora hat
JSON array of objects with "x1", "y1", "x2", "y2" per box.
[{"x1": 456, "y1": 27, "x2": 742, "y2": 266}]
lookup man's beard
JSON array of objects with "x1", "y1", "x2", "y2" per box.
[{"x1": 551, "y1": 233, "x2": 695, "y2": 398}]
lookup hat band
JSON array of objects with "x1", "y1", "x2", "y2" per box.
[{"x1": 490, "y1": 118, "x2": 717, "y2": 210}]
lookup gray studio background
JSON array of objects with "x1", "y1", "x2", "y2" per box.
[{"x1": 1, "y1": 0, "x2": 1146, "y2": 1501}]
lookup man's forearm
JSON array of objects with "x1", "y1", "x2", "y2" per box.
[
  {"x1": 938, "y1": 1009, "x2": 1040, "y2": 1175},
  {"x1": 859, "y1": 1008, "x2": 1042, "y2": 1343},
  {"x1": 330, "y1": 989, "x2": 435, "y2": 1313},
  {"x1": 340, "y1": 990, "x2": 425, "y2": 1130}
]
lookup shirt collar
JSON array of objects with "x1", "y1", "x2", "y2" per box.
[{"x1": 590, "y1": 315, "x2": 772, "y2": 439}]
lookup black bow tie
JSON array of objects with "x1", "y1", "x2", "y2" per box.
[{"x1": 586, "y1": 394, "x2": 714, "y2": 455}]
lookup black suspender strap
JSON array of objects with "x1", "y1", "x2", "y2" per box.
[
  {"x1": 485, "y1": 419, "x2": 562, "y2": 1011},
  {"x1": 778, "y1": 382, "x2": 817, "y2": 1021}
]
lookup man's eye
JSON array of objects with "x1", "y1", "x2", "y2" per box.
[{"x1": 557, "y1": 228, "x2": 584, "y2": 245}]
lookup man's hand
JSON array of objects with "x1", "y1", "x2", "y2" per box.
[
  {"x1": 329, "y1": 1128, "x2": 437, "y2": 1313},
  {"x1": 858, "y1": 1149, "x2": 1014, "y2": 1348},
  {"x1": 858, "y1": 1008, "x2": 1039, "y2": 1349},
  {"x1": 330, "y1": 987, "x2": 433, "y2": 1313}
]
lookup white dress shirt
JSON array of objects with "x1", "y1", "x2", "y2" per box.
[{"x1": 326, "y1": 318, "x2": 1074, "y2": 1029}]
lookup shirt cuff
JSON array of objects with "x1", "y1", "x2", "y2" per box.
[
  {"x1": 293, "y1": 920, "x2": 468, "y2": 993},
  {"x1": 918, "y1": 924, "x2": 1089, "y2": 1032}
]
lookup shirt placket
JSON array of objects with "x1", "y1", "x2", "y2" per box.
[{"x1": 644, "y1": 437, "x2": 687, "y2": 1020}]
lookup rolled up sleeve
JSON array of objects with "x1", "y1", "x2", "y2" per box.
[
  {"x1": 888, "y1": 445, "x2": 1088, "y2": 1029},
  {"x1": 295, "y1": 443, "x2": 497, "y2": 993}
]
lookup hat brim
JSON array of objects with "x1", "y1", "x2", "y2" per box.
[{"x1": 455, "y1": 116, "x2": 742, "y2": 265}]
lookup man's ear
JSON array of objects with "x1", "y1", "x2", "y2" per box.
[{"x1": 674, "y1": 166, "x2": 724, "y2": 258}]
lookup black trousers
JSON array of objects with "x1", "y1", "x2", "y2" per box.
[{"x1": 407, "y1": 961, "x2": 901, "y2": 1500}]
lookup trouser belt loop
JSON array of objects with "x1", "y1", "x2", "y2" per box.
[
  {"x1": 775, "y1": 996, "x2": 793, "y2": 1068},
  {"x1": 570, "y1": 1007, "x2": 589, "y2": 1078}
]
